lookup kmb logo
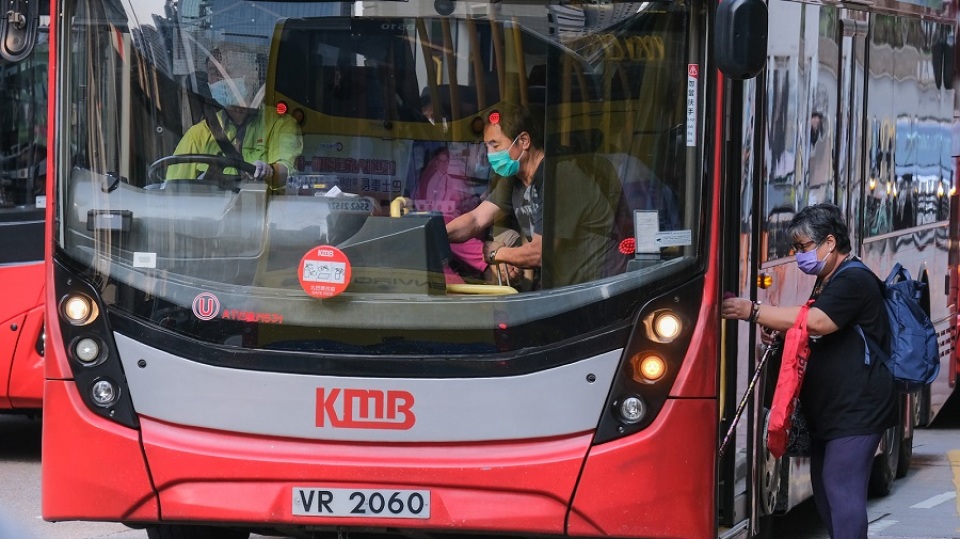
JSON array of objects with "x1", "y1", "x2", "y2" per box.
[{"x1": 316, "y1": 388, "x2": 416, "y2": 430}]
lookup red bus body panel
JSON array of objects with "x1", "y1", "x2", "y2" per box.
[
  {"x1": 41, "y1": 381, "x2": 159, "y2": 521},
  {"x1": 139, "y1": 416, "x2": 590, "y2": 533},
  {"x1": 47, "y1": 398, "x2": 713, "y2": 536},
  {"x1": 568, "y1": 399, "x2": 717, "y2": 538},
  {"x1": 43, "y1": 387, "x2": 716, "y2": 536},
  {"x1": 0, "y1": 262, "x2": 45, "y2": 409}
]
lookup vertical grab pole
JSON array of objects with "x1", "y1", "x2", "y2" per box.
[
  {"x1": 466, "y1": 19, "x2": 486, "y2": 110},
  {"x1": 415, "y1": 19, "x2": 441, "y2": 115},
  {"x1": 440, "y1": 19, "x2": 460, "y2": 119},
  {"x1": 490, "y1": 21, "x2": 506, "y2": 100},
  {"x1": 509, "y1": 22, "x2": 528, "y2": 105}
]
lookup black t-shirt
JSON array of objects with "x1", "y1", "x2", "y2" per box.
[{"x1": 800, "y1": 260, "x2": 898, "y2": 440}]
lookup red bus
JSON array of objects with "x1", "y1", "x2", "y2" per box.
[
  {"x1": 0, "y1": 5, "x2": 48, "y2": 414},
  {"x1": 38, "y1": 0, "x2": 958, "y2": 537}
]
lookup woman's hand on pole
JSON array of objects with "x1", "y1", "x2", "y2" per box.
[{"x1": 720, "y1": 296, "x2": 752, "y2": 321}]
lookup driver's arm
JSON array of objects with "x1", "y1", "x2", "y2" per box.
[
  {"x1": 490, "y1": 233, "x2": 541, "y2": 268},
  {"x1": 263, "y1": 112, "x2": 304, "y2": 189},
  {"x1": 447, "y1": 200, "x2": 501, "y2": 242}
]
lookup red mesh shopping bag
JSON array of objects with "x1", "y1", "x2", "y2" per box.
[{"x1": 767, "y1": 300, "x2": 814, "y2": 458}]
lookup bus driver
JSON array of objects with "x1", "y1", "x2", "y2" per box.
[
  {"x1": 445, "y1": 104, "x2": 545, "y2": 287},
  {"x1": 166, "y1": 47, "x2": 303, "y2": 188},
  {"x1": 446, "y1": 103, "x2": 624, "y2": 289}
]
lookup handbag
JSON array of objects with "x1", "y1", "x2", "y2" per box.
[
  {"x1": 784, "y1": 399, "x2": 811, "y2": 457},
  {"x1": 767, "y1": 300, "x2": 814, "y2": 458}
]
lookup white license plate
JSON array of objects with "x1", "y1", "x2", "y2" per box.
[{"x1": 292, "y1": 487, "x2": 430, "y2": 519}]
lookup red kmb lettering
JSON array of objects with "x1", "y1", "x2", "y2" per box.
[{"x1": 315, "y1": 387, "x2": 416, "y2": 430}]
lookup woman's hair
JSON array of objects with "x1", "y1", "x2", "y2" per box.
[
  {"x1": 787, "y1": 203, "x2": 852, "y2": 253},
  {"x1": 487, "y1": 103, "x2": 544, "y2": 150}
]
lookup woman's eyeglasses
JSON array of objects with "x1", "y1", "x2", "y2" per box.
[{"x1": 792, "y1": 240, "x2": 816, "y2": 252}]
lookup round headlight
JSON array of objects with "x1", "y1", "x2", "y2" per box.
[
  {"x1": 619, "y1": 396, "x2": 646, "y2": 424},
  {"x1": 654, "y1": 312, "x2": 682, "y2": 340},
  {"x1": 74, "y1": 337, "x2": 101, "y2": 364},
  {"x1": 644, "y1": 309, "x2": 683, "y2": 343},
  {"x1": 62, "y1": 295, "x2": 97, "y2": 325},
  {"x1": 631, "y1": 353, "x2": 667, "y2": 383},
  {"x1": 639, "y1": 354, "x2": 667, "y2": 381},
  {"x1": 91, "y1": 380, "x2": 118, "y2": 407}
]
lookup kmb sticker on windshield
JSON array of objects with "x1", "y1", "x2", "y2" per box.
[{"x1": 299, "y1": 246, "x2": 351, "y2": 299}]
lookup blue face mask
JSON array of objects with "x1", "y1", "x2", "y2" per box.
[
  {"x1": 795, "y1": 245, "x2": 827, "y2": 275},
  {"x1": 209, "y1": 78, "x2": 249, "y2": 109},
  {"x1": 487, "y1": 136, "x2": 522, "y2": 177}
]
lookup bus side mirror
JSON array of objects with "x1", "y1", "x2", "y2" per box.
[
  {"x1": 0, "y1": 0, "x2": 39, "y2": 63},
  {"x1": 715, "y1": 0, "x2": 768, "y2": 80}
]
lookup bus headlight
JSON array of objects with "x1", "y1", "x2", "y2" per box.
[
  {"x1": 61, "y1": 294, "x2": 98, "y2": 326},
  {"x1": 90, "y1": 379, "x2": 118, "y2": 407},
  {"x1": 643, "y1": 309, "x2": 682, "y2": 343},
  {"x1": 619, "y1": 396, "x2": 646, "y2": 424},
  {"x1": 631, "y1": 353, "x2": 667, "y2": 383}
]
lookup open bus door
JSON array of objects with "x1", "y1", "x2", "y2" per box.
[{"x1": 715, "y1": 1, "x2": 770, "y2": 537}]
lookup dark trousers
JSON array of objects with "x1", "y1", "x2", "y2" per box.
[{"x1": 810, "y1": 433, "x2": 882, "y2": 539}]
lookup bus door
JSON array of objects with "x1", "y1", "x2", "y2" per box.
[{"x1": 723, "y1": 3, "x2": 862, "y2": 533}]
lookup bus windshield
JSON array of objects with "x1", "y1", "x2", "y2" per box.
[{"x1": 58, "y1": 0, "x2": 706, "y2": 353}]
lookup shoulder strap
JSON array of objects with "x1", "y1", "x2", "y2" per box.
[
  {"x1": 853, "y1": 324, "x2": 888, "y2": 366},
  {"x1": 832, "y1": 258, "x2": 890, "y2": 365},
  {"x1": 204, "y1": 107, "x2": 245, "y2": 162},
  {"x1": 831, "y1": 258, "x2": 872, "y2": 280}
]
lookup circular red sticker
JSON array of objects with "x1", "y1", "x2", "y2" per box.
[{"x1": 298, "y1": 246, "x2": 352, "y2": 299}]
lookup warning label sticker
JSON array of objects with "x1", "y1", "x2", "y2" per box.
[{"x1": 298, "y1": 246, "x2": 352, "y2": 299}]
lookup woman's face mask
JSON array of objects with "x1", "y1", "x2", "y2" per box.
[
  {"x1": 795, "y1": 241, "x2": 828, "y2": 275},
  {"x1": 487, "y1": 136, "x2": 522, "y2": 177}
]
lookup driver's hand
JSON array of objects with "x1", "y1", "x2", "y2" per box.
[
  {"x1": 253, "y1": 160, "x2": 274, "y2": 183},
  {"x1": 483, "y1": 240, "x2": 505, "y2": 264},
  {"x1": 491, "y1": 263, "x2": 521, "y2": 286}
]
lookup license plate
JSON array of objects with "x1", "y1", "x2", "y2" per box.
[
  {"x1": 325, "y1": 199, "x2": 373, "y2": 212},
  {"x1": 292, "y1": 487, "x2": 430, "y2": 519}
]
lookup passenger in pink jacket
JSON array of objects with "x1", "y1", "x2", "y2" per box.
[{"x1": 414, "y1": 148, "x2": 487, "y2": 283}]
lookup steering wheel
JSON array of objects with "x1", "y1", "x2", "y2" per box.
[{"x1": 146, "y1": 154, "x2": 257, "y2": 191}]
